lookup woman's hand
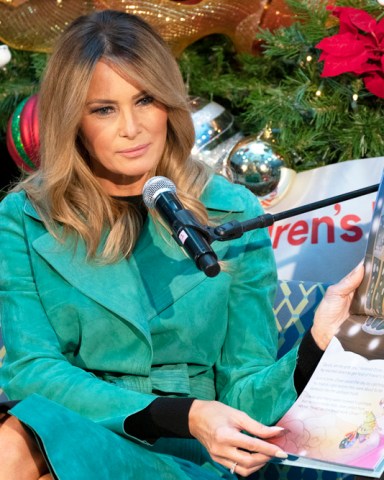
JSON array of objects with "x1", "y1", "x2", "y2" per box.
[
  {"x1": 188, "y1": 400, "x2": 287, "y2": 477},
  {"x1": 311, "y1": 261, "x2": 365, "y2": 350}
]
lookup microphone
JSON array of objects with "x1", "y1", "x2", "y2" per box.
[{"x1": 142, "y1": 176, "x2": 221, "y2": 277}]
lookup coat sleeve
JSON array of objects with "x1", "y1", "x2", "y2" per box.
[
  {"x1": 214, "y1": 189, "x2": 299, "y2": 426},
  {"x1": 0, "y1": 193, "x2": 156, "y2": 439}
]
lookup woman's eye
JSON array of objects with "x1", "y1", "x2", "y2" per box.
[
  {"x1": 138, "y1": 95, "x2": 154, "y2": 106},
  {"x1": 92, "y1": 106, "x2": 114, "y2": 115}
]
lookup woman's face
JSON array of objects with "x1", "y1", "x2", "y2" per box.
[{"x1": 79, "y1": 61, "x2": 168, "y2": 196}]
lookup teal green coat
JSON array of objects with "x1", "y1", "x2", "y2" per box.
[{"x1": 0, "y1": 175, "x2": 298, "y2": 479}]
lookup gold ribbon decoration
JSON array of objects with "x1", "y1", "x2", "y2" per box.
[
  {"x1": 0, "y1": 0, "x2": 293, "y2": 55},
  {"x1": 0, "y1": 0, "x2": 29, "y2": 6}
]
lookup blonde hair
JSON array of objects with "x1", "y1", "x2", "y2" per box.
[{"x1": 20, "y1": 10, "x2": 211, "y2": 261}]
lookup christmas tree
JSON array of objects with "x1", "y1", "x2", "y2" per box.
[
  {"x1": 178, "y1": 0, "x2": 384, "y2": 171},
  {"x1": 1, "y1": 0, "x2": 384, "y2": 190}
]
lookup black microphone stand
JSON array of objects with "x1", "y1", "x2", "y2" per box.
[
  {"x1": 171, "y1": 183, "x2": 379, "y2": 278},
  {"x1": 207, "y1": 183, "x2": 379, "y2": 242}
]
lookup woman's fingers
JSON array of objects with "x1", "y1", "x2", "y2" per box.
[
  {"x1": 190, "y1": 401, "x2": 286, "y2": 456},
  {"x1": 338, "y1": 260, "x2": 365, "y2": 291},
  {"x1": 222, "y1": 455, "x2": 269, "y2": 477},
  {"x1": 228, "y1": 428, "x2": 287, "y2": 458},
  {"x1": 207, "y1": 429, "x2": 286, "y2": 463},
  {"x1": 311, "y1": 262, "x2": 365, "y2": 349},
  {"x1": 188, "y1": 400, "x2": 288, "y2": 475},
  {"x1": 215, "y1": 449, "x2": 278, "y2": 477}
]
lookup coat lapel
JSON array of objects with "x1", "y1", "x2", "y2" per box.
[
  {"x1": 31, "y1": 226, "x2": 154, "y2": 345},
  {"x1": 23, "y1": 175, "x2": 246, "y2": 339}
]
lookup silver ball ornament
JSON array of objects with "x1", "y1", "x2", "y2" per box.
[
  {"x1": 225, "y1": 135, "x2": 284, "y2": 196},
  {"x1": 190, "y1": 97, "x2": 243, "y2": 174},
  {"x1": 189, "y1": 99, "x2": 295, "y2": 205}
]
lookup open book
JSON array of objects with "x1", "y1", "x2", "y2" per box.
[{"x1": 270, "y1": 172, "x2": 384, "y2": 478}]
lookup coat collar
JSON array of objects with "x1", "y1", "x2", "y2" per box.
[
  {"x1": 22, "y1": 175, "x2": 239, "y2": 340},
  {"x1": 201, "y1": 174, "x2": 245, "y2": 213},
  {"x1": 23, "y1": 174, "x2": 245, "y2": 220}
]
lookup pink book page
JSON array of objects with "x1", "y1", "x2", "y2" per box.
[{"x1": 271, "y1": 337, "x2": 384, "y2": 469}]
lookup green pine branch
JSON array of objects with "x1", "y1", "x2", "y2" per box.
[{"x1": 178, "y1": 0, "x2": 384, "y2": 171}]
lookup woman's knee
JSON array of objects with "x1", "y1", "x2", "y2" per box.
[{"x1": 0, "y1": 414, "x2": 48, "y2": 479}]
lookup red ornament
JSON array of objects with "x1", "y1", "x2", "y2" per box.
[{"x1": 6, "y1": 94, "x2": 40, "y2": 172}]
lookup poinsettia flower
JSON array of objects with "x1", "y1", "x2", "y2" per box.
[
  {"x1": 365, "y1": 71, "x2": 384, "y2": 98},
  {"x1": 330, "y1": 6, "x2": 378, "y2": 34},
  {"x1": 316, "y1": 6, "x2": 384, "y2": 98}
]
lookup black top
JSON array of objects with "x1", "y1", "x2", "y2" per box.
[{"x1": 113, "y1": 194, "x2": 148, "y2": 221}]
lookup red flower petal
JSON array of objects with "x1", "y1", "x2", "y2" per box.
[
  {"x1": 364, "y1": 72, "x2": 384, "y2": 98},
  {"x1": 353, "y1": 61, "x2": 381, "y2": 75},
  {"x1": 376, "y1": 18, "x2": 384, "y2": 42},
  {"x1": 316, "y1": 32, "x2": 366, "y2": 56},
  {"x1": 327, "y1": 6, "x2": 377, "y2": 34},
  {"x1": 320, "y1": 50, "x2": 371, "y2": 77},
  {"x1": 320, "y1": 6, "x2": 384, "y2": 98}
]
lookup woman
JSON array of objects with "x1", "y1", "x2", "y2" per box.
[{"x1": 0, "y1": 10, "x2": 364, "y2": 480}]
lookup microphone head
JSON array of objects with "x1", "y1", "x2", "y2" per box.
[{"x1": 143, "y1": 176, "x2": 177, "y2": 209}]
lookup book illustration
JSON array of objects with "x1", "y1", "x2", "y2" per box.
[
  {"x1": 364, "y1": 256, "x2": 383, "y2": 314},
  {"x1": 352, "y1": 192, "x2": 384, "y2": 318},
  {"x1": 339, "y1": 409, "x2": 380, "y2": 450},
  {"x1": 271, "y1": 337, "x2": 384, "y2": 471},
  {"x1": 335, "y1": 314, "x2": 384, "y2": 360},
  {"x1": 363, "y1": 214, "x2": 384, "y2": 316},
  {"x1": 362, "y1": 317, "x2": 384, "y2": 336}
]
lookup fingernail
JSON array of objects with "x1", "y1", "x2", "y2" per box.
[
  {"x1": 270, "y1": 428, "x2": 287, "y2": 438},
  {"x1": 275, "y1": 450, "x2": 288, "y2": 459},
  {"x1": 269, "y1": 426, "x2": 284, "y2": 431}
]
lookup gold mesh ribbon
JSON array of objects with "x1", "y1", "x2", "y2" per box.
[
  {"x1": 0, "y1": 0, "x2": 293, "y2": 55},
  {"x1": 0, "y1": 0, "x2": 29, "y2": 6}
]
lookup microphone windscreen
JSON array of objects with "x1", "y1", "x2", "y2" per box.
[{"x1": 143, "y1": 176, "x2": 177, "y2": 209}]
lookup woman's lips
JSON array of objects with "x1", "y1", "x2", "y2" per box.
[{"x1": 117, "y1": 144, "x2": 149, "y2": 158}]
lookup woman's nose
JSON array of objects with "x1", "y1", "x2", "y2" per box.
[{"x1": 118, "y1": 109, "x2": 141, "y2": 138}]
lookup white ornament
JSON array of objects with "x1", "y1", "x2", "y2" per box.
[
  {"x1": 0, "y1": 45, "x2": 11, "y2": 68},
  {"x1": 378, "y1": 0, "x2": 384, "y2": 6}
]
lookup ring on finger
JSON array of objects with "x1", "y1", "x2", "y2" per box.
[{"x1": 230, "y1": 461, "x2": 238, "y2": 474}]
